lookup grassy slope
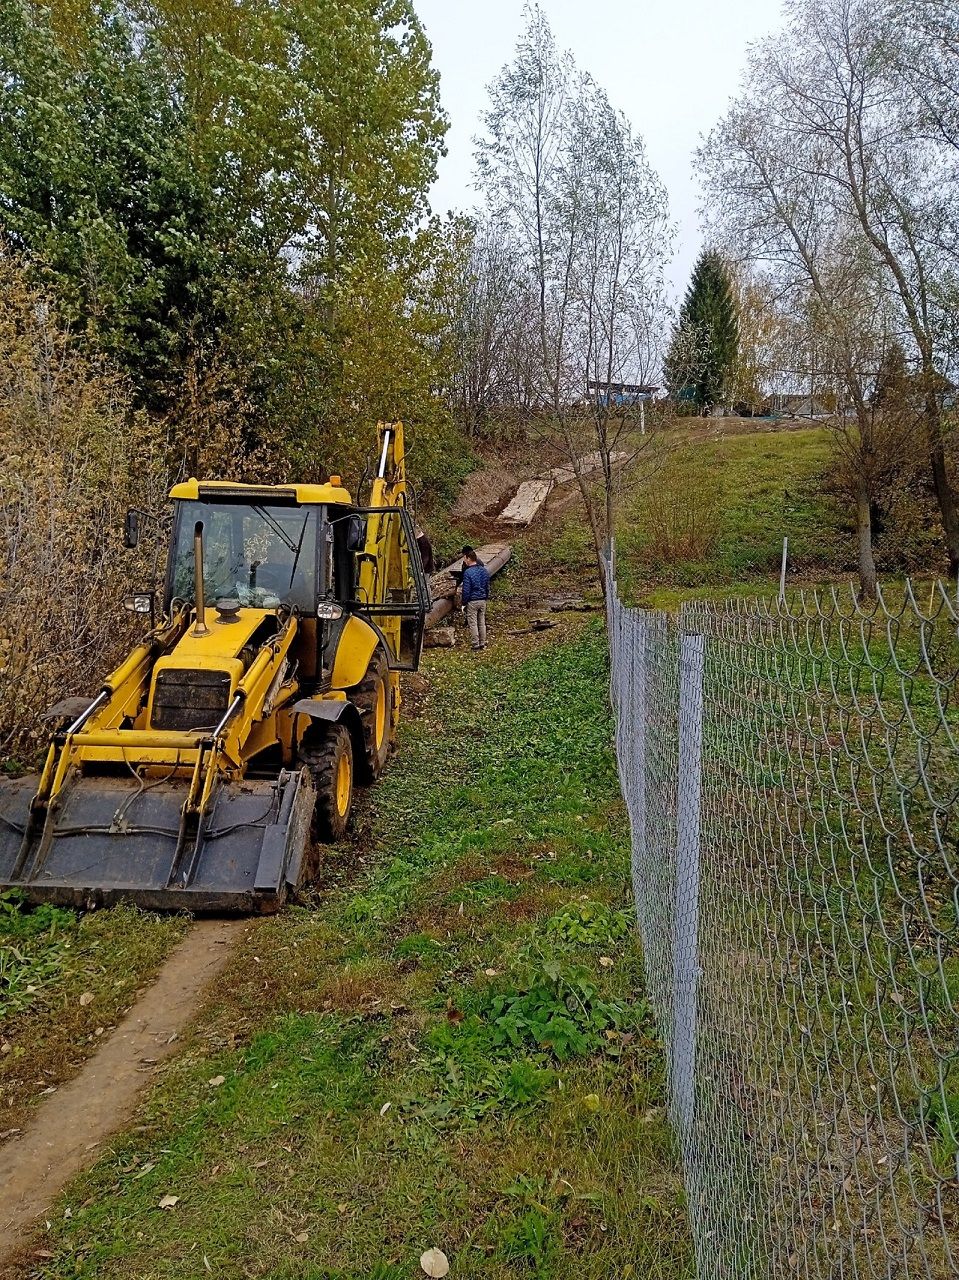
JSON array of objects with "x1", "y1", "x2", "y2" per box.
[
  {"x1": 617, "y1": 425, "x2": 847, "y2": 607},
  {"x1": 25, "y1": 617, "x2": 690, "y2": 1279}
]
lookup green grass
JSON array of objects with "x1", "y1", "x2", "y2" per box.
[
  {"x1": 0, "y1": 900, "x2": 188, "y2": 1132},
  {"x1": 31, "y1": 623, "x2": 691, "y2": 1279},
  {"x1": 617, "y1": 426, "x2": 846, "y2": 604},
  {"x1": 0, "y1": 893, "x2": 77, "y2": 1021}
]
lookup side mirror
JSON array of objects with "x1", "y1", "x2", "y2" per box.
[
  {"x1": 347, "y1": 515, "x2": 367, "y2": 552},
  {"x1": 124, "y1": 509, "x2": 142, "y2": 549},
  {"x1": 123, "y1": 591, "x2": 155, "y2": 626}
]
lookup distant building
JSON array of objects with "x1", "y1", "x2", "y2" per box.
[
  {"x1": 765, "y1": 392, "x2": 829, "y2": 418},
  {"x1": 587, "y1": 380, "x2": 659, "y2": 407}
]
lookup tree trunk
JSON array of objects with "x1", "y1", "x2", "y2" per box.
[
  {"x1": 856, "y1": 490, "x2": 878, "y2": 603},
  {"x1": 926, "y1": 397, "x2": 959, "y2": 574},
  {"x1": 569, "y1": 461, "x2": 607, "y2": 598}
]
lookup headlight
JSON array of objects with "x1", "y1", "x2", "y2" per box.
[
  {"x1": 124, "y1": 593, "x2": 154, "y2": 615},
  {"x1": 316, "y1": 601, "x2": 344, "y2": 620}
]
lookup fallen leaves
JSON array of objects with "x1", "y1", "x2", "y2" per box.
[
  {"x1": 420, "y1": 1247, "x2": 449, "y2": 1277},
  {"x1": 79, "y1": 991, "x2": 94, "y2": 1007},
  {"x1": 207, "y1": 1075, "x2": 226, "y2": 1088},
  {"x1": 158, "y1": 1194, "x2": 179, "y2": 1210}
]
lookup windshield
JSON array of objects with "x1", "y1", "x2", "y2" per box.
[{"x1": 170, "y1": 501, "x2": 317, "y2": 612}]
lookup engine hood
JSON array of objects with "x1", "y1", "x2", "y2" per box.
[
  {"x1": 146, "y1": 608, "x2": 280, "y2": 732},
  {"x1": 167, "y1": 607, "x2": 275, "y2": 662}
]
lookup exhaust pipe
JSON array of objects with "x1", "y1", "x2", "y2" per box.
[{"x1": 193, "y1": 521, "x2": 210, "y2": 636}]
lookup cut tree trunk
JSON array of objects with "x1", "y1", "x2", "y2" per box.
[{"x1": 425, "y1": 544, "x2": 512, "y2": 629}]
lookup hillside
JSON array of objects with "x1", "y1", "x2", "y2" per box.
[
  {"x1": 0, "y1": 511, "x2": 691, "y2": 1279},
  {"x1": 604, "y1": 420, "x2": 945, "y2": 607}
]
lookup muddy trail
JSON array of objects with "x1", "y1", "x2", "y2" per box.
[{"x1": 0, "y1": 920, "x2": 243, "y2": 1268}]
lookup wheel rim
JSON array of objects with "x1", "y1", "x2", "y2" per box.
[
  {"x1": 336, "y1": 750, "x2": 351, "y2": 816},
  {"x1": 374, "y1": 678, "x2": 386, "y2": 749}
]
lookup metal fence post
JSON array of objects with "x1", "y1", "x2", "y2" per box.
[
  {"x1": 673, "y1": 631, "x2": 704, "y2": 1142},
  {"x1": 629, "y1": 613, "x2": 647, "y2": 908}
]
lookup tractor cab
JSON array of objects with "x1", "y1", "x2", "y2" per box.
[{"x1": 160, "y1": 477, "x2": 427, "y2": 694}]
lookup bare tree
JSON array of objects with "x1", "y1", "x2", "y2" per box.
[
  {"x1": 438, "y1": 216, "x2": 535, "y2": 435},
  {"x1": 770, "y1": 1, "x2": 954, "y2": 563},
  {"x1": 725, "y1": 263, "x2": 786, "y2": 414},
  {"x1": 790, "y1": 258, "x2": 918, "y2": 599},
  {"x1": 699, "y1": 0, "x2": 959, "y2": 581},
  {"x1": 473, "y1": 7, "x2": 673, "y2": 589},
  {"x1": 700, "y1": 97, "x2": 919, "y2": 594},
  {"x1": 474, "y1": 1, "x2": 571, "y2": 398},
  {"x1": 889, "y1": 0, "x2": 959, "y2": 154}
]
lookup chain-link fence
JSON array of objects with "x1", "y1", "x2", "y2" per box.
[{"x1": 606, "y1": 551, "x2": 959, "y2": 1279}]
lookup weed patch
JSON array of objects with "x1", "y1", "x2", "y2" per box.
[{"x1": 0, "y1": 892, "x2": 77, "y2": 1021}]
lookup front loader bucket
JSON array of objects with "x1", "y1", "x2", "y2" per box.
[{"x1": 0, "y1": 768, "x2": 315, "y2": 914}]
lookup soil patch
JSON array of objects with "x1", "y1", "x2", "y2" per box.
[
  {"x1": 451, "y1": 465, "x2": 518, "y2": 520},
  {"x1": 0, "y1": 918, "x2": 243, "y2": 1267}
]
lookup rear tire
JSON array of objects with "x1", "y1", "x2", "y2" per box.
[
  {"x1": 298, "y1": 724, "x2": 354, "y2": 843},
  {"x1": 353, "y1": 650, "x2": 392, "y2": 783}
]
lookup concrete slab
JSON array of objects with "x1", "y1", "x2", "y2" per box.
[{"x1": 498, "y1": 479, "x2": 555, "y2": 525}]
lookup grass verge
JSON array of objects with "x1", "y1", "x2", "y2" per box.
[
  {"x1": 27, "y1": 620, "x2": 691, "y2": 1279},
  {"x1": 0, "y1": 902, "x2": 188, "y2": 1137}
]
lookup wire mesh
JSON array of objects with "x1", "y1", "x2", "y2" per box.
[{"x1": 606, "y1": 553, "x2": 959, "y2": 1278}]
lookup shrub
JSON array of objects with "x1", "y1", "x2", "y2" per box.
[
  {"x1": 638, "y1": 453, "x2": 724, "y2": 565},
  {"x1": 0, "y1": 256, "x2": 169, "y2": 761}
]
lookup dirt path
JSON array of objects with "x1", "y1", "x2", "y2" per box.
[{"x1": 0, "y1": 918, "x2": 244, "y2": 1263}]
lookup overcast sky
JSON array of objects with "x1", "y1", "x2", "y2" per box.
[{"x1": 412, "y1": 0, "x2": 784, "y2": 299}]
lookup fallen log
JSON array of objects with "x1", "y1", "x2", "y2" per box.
[{"x1": 425, "y1": 543, "x2": 512, "y2": 629}]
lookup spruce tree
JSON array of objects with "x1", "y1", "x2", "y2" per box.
[{"x1": 665, "y1": 249, "x2": 739, "y2": 412}]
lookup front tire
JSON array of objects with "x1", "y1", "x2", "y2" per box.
[
  {"x1": 353, "y1": 650, "x2": 392, "y2": 783},
  {"x1": 299, "y1": 724, "x2": 354, "y2": 842}
]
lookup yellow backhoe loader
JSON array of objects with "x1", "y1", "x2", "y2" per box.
[{"x1": 0, "y1": 422, "x2": 427, "y2": 912}]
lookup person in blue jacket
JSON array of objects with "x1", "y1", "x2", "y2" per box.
[{"x1": 460, "y1": 549, "x2": 490, "y2": 651}]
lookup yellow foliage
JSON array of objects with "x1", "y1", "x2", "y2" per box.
[{"x1": 0, "y1": 255, "x2": 168, "y2": 759}]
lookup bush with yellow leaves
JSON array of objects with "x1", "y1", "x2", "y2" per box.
[{"x1": 0, "y1": 256, "x2": 172, "y2": 762}]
